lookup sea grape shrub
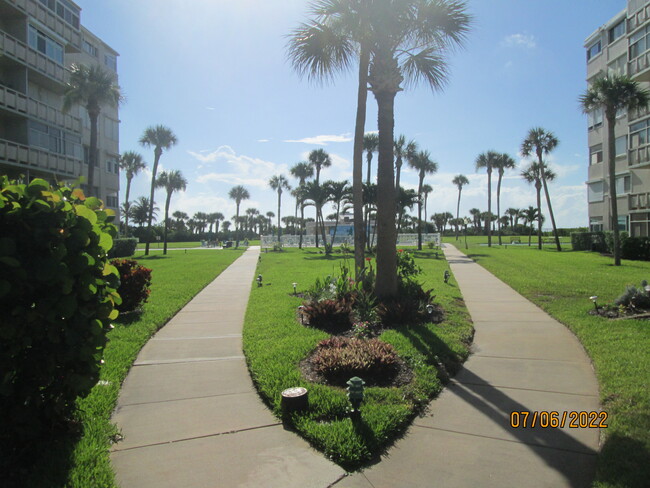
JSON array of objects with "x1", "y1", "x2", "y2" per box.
[
  {"x1": 110, "y1": 259, "x2": 152, "y2": 313},
  {"x1": 0, "y1": 178, "x2": 119, "y2": 448},
  {"x1": 311, "y1": 337, "x2": 399, "y2": 385}
]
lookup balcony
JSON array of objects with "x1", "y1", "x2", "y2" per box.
[
  {"x1": 0, "y1": 85, "x2": 81, "y2": 133},
  {"x1": 629, "y1": 191, "x2": 650, "y2": 211},
  {"x1": 3, "y1": 0, "x2": 81, "y2": 51},
  {"x1": 0, "y1": 137, "x2": 79, "y2": 176},
  {"x1": 629, "y1": 51, "x2": 650, "y2": 83},
  {"x1": 628, "y1": 146, "x2": 650, "y2": 168},
  {"x1": 629, "y1": 104, "x2": 650, "y2": 122},
  {"x1": 628, "y1": 4, "x2": 650, "y2": 34},
  {"x1": 0, "y1": 31, "x2": 66, "y2": 86}
]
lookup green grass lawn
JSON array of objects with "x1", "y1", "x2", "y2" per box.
[
  {"x1": 136, "y1": 240, "x2": 260, "y2": 250},
  {"x1": 23, "y1": 249, "x2": 244, "y2": 488},
  {"x1": 442, "y1": 239, "x2": 649, "y2": 488},
  {"x1": 243, "y1": 248, "x2": 474, "y2": 470}
]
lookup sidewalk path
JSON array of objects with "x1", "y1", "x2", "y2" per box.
[
  {"x1": 110, "y1": 246, "x2": 345, "y2": 488},
  {"x1": 337, "y1": 244, "x2": 600, "y2": 488}
]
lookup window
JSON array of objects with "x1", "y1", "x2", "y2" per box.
[
  {"x1": 83, "y1": 146, "x2": 100, "y2": 167},
  {"x1": 104, "y1": 117, "x2": 119, "y2": 141},
  {"x1": 608, "y1": 55, "x2": 627, "y2": 77},
  {"x1": 615, "y1": 175, "x2": 631, "y2": 195},
  {"x1": 104, "y1": 54, "x2": 117, "y2": 71},
  {"x1": 82, "y1": 40, "x2": 97, "y2": 57},
  {"x1": 590, "y1": 217, "x2": 603, "y2": 232},
  {"x1": 609, "y1": 20, "x2": 626, "y2": 44},
  {"x1": 28, "y1": 25, "x2": 63, "y2": 64},
  {"x1": 615, "y1": 135, "x2": 628, "y2": 157},
  {"x1": 588, "y1": 108, "x2": 603, "y2": 130},
  {"x1": 630, "y1": 118, "x2": 650, "y2": 149},
  {"x1": 29, "y1": 121, "x2": 80, "y2": 158},
  {"x1": 105, "y1": 158, "x2": 119, "y2": 174},
  {"x1": 630, "y1": 25, "x2": 649, "y2": 60},
  {"x1": 39, "y1": 0, "x2": 79, "y2": 29},
  {"x1": 106, "y1": 194, "x2": 119, "y2": 208},
  {"x1": 590, "y1": 144, "x2": 603, "y2": 165},
  {"x1": 588, "y1": 181, "x2": 604, "y2": 203},
  {"x1": 587, "y1": 40, "x2": 601, "y2": 61},
  {"x1": 618, "y1": 215, "x2": 629, "y2": 232}
]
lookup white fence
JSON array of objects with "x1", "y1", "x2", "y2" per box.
[{"x1": 261, "y1": 233, "x2": 440, "y2": 249}]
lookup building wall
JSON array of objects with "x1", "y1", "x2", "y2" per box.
[
  {"x1": 585, "y1": 1, "x2": 650, "y2": 237},
  {"x1": 0, "y1": 0, "x2": 119, "y2": 212}
]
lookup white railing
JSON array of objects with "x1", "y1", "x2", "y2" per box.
[
  {"x1": 0, "y1": 137, "x2": 79, "y2": 176},
  {"x1": 5, "y1": 0, "x2": 81, "y2": 49},
  {"x1": 261, "y1": 233, "x2": 441, "y2": 249},
  {"x1": 0, "y1": 30, "x2": 66, "y2": 85},
  {"x1": 0, "y1": 85, "x2": 81, "y2": 133}
]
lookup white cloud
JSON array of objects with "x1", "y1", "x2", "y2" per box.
[
  {"x1": 501, "y1": 33, "x2": 536, "y2": 49},
  {"x1": 284, "y1": 133, "x2": 353, "y2": 145},
  {"x1": 205, "y1": 107, "x2": 216, "y2": 111},
  {"x1": 257, "y1": 139, "x2": 270, "y2": 143}
]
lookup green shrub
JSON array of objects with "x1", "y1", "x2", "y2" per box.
[
  {"x1": 301, "y1": 297, "x2": 353, "y2": 332},
  {"x1": 571, "y1": 232, "x2": 606, "y2": 252},
  {"x1": 397, "y1": 249, "x2": 422, "y2": 281},
  {"x1": 0, "y1": 178, "x2": 119, "y2": 452},
  {"x1": 614, "y1": 280, "x2": 650, "y2": 310},
  {"x1": 604, "y1": 231, "x2": 628, "y2": 255},
  {"x1": 111, "y1": 258, "x2": 152, "y2": 312},
  {"x1": 108, "y1": 237, "x2": 138, "y2": 258},
  {"x1": 621, "y1": 236, "x2": 650, "y2": 261},
  {"x1": 310, "y1": 337, "x2": 399, "y2": 385}
]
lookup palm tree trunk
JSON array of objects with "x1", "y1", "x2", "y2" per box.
[
  {"x1": 417, "y1": 174, "x2": 423, "y2": 250},
  {"x1": 606, "y1": 112, "x2": 621, "y2": 265},
  {"x1": 373, "y1": 88, "x2": 398, "y2": 300},
  {"x1": 235, "y1": 204, "x2": 241, "y2": 248},
  {"x1": 395, "y1": 159, "x2": 402, "y2": 195},
  {"x1": 455, "y1": 188, "x2": 461, "y2": 240},
  {"x1": 540, "y1": 175, "x2": 562, "y2": 252},
  {"x1": 487, "y1": 169, "x2": 492, "y2": 247},
  {"x1": 536, "y1": 182, "x2": 543, "y2": 250},
  {"x1": 353, "y1": 48, "x2": 369, "y2": 277},
  {"x1": 496, "y1": 173, "x2": 503, "y2": 246},
  {"x1": 145, "y1": 147, "x2": 162, "y2": 256},
  {"x1": 277, "y1": 191, "x2": 282, "y2": 243},
  {"x1": 299, "y1": 201, "x2": 305, "y2": 249},
  {"x1": 88, "y1": 109, "x2": 99, "y2": 197},
  {"x1": 124, "y1": 177, "x2": 132, "y2": 236},
  {"x1": 163, "y1": 192, "x2": 171, "y2": 255},
  {"x1": 528, "y1": 221, "x2": 533, "y2": 246}
]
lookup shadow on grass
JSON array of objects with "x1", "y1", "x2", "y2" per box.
[
  {"x1": 595, "y1": 433, "x2": 650, "y2": 487},
  {"x1": 133, "y1": 254, "x2": 169, "y2": 261}
]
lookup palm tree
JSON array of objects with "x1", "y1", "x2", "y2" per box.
[
  {"x1": 118, "y1": 151, "x2": 146, "y2": 236},
  {"x1": 521, "y1": 128, "x2": 562, "y2": 252},
  {"x1": 469, "y1": 207, "x2": 482, "y2": 232},
  {"x1": 452, "y1": 174, "x2": 469, "y2": 240},
  {"x1": 394, "y1": 135, "x2": 417, "y2": 192},
  {"x1": 265, "y1": 211, "x2": 275, "y2": 235},
  {"x1": 155, "y1": 170, "x2": 187, "y2": 254},
  {"x1": 363, "y1": 133, "x2": 379, "y2": 184},
  {"x1": 397, "y1": 187, "x2": 418, "y2": 233},
  {"x1": 521, "y1": 162, "x2": 556, "y2": 250},
  {"x1": 408, "y1": 150, "x2": 438, "y2": 250},
  {"x1": 324, "y1": 179, "x2": 351, "y2": 248},
  {"x1": 228, "y1": 186, "x2": 250, "y2": 248},
  {"x1": 521, "y1": 206, "x2": 541, "y2": 247},
  {"x1": 308, "y1": 148, "x2": 332, "y2": 185},
  {"x1": 288, "y1": 0, "x2": 373, "y2": 276},
  {"x1": 422, "y1": 184, "x2": 433, "y2": 232},
  {"x1": 302, "y1": 181, "x2": 330, "y2": 250},
  {"x1": 139, "y1": 125, "x2": 178, "y2": 255},
  {"x1": 245, "y1": 208, "x2": 260, "y2": 235},
  {"x1": 493, "y1": 153, "x2": 516, "y2": 246},
  {"x1": 475, "y1": 151, "x2": 499, "y2": 247},
  {"x1": 212, "y1": 212, "x2": 225, "y2": 237},
  {"x1": 193, "y1": 212, "x2": 209, "y2": 234},
  {"x1": 63, "y1": 63, "x2": 122, "y2": 197},
  {"x1": 580, "y1": 75, "x2": 650, "y2": 265},
  {"x1": 131, "y1": 197, "x2": 157, "y2": 229},
  {"x1": 505, "y1": 207, "x2": 520, "y2": 229},
  {"x1": 269, "y1": 175, "x2": 291, "y2": 242},
  {"x1": 291, "y1": 161, "x2": 315, "y2": 248}
]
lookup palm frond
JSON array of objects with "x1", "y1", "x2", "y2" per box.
[{"x1": 400, "y1": 47, "x2": 448, "y2": 90}]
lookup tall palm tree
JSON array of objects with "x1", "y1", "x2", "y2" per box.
[
  {"x1": 422, "y1": 184, "x2": 433, "y2": 232},
  {"x1": 408, "y1": 150, "x2": 438, "y2": 250},
  {"x1": 505, "y1": 207, "x2": 520, "y2": 229},
  {"x1": 118, "y1": 151, "x2": 146, "y2": 236},
  {"x1": 521, "y1": 162, "x2": 556, "y2": 250},
  {"x1": 469, "y1": 207, "x2": 482, "y2": 232},
  {"x1": 193, "y1": 212, "x2": 209, "y2": 234},
  {"x1": 302, "y1": 181, "x2": 330, "y2": 251},
  {"x1": 155, "y1": 170, "x2": 187, "y2": 254},
  {"x1": 394, "y1": 135, "x2": 417, "y2": 192},
  {"x1": 269, "y1": 175, "x2": 292, "y2": 242},
  {"x1": 363, "y1": 132, "x2": 379, "y2": 184},
  {"x1": 367, "y1": 1, "x2": 470, "y2": 298},
  {"x1": 245, "y1": 208, "x2": 260, "y2": 235},
  {"x1": 397, "y1": 187, "x2": 418, "y2": 233},
  {"x1": 452, "y1": 174, "x2": 469, "y2": 240},
  {"x1": 228, "y1": 186, "x2": 250, "y2": 247},
  {"x1": 521, "y1": 128, "x2": 562, "y2": 252},
  {"x1": 580, "y1": 75, "x2": 650, "y2": 265},
  {"x1": 475, "y1": 151, "x2": 499, "y2": 247},
  {"x1": 139, "y1": 125, "x2": 178, "y2": 255},
  {"x1": 265, "y1": 211, "x2": 275, "y2": 235},
  {"x1": 290, "y1": 161, "x2": 315, "y2": 248},
  {"x1": 172, "y1": 211, "x2": 188, "y2": 230},
  {"x1": 493, "y1": 153, "x2": 516, "y2": 246},
  {"x1": 308, "y1": 148, "x2": 332, "y2": 185},
  {"x1": 288, "y1": 0, "x2": 373, "y2": 276},
  {"x1": 212, "y1": 212, "x2": 225, "y2": 237},
  {"x1": 63, "y1": 63, "x2": 122, "y2": 197}
]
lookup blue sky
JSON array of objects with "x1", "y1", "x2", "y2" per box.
[{"x1": 76, "y1": 0, "x2": 624, "y2": 228}]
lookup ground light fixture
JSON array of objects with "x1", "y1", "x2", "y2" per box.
[
  {"x1": 347, "y1": 377, "x2": 365, "y2": 413},
  {"x1": 444, "y1": 270, "x2": 450, "y2": 283},
  {"x1": 426, "y1": 304, "x2": 434, "y2": 316},
  {"x1": 590, "y1": 296, "x2": 598, "y2": 311},
  {"x1": 257, "y1": 274, "x2": 263, "y2": 287},
  {"x1": 298, "y1": 305, "x2": 305, "y2": 325},
  {"x1": 645, "y1": 285, "x2": 650, "y2": 293},
  {"x1": 293, "y1": 282, "x2": 297, "y2": 294}
]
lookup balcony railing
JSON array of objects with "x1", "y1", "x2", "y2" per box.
[
  {"x1": 0, "y1": 85, "x2": 81, "y2": 133},
  {"x1": 0, "y1": 30, "x2": 66, "y2": 85},
  {"x1": 629, "y1": 104, "x2": 650, "y2": 122},
  {"x1": 4, "y1": 0, "x2": 81, "y2": 50},
  {"x1": 628, "y1": 146, "x2": 650, "y2": 167},
  {"x1": 629, "y1": 51, "x2": 650, "y2": 81},
  {"x1": 628, "y1": 4, "x2": 650, "y2": 33},
  {"x1": 0, "y1": 137, "x2": 79, "y2": 176},
  {"x1": 630, "y1": 191, "x2": 650, "y2": 210}
]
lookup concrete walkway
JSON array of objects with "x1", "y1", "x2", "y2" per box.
[
  {"x1": 337, "y1": 244, "x2": 600, "y2": 488},
  {"x1": 110, "y1": 247, "x2": 345, "y2": 488}
]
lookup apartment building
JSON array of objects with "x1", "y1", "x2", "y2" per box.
[
  {"x1": 585, "y1": 0, "x2": 650, "y2": 237},
  {"x1": 0, "y1": 0, "x2": 120, "y2": 211}
]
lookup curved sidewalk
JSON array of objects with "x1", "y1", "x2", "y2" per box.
[
  {"x1": 110, "y1": 247, "x2": 345, "y2": 488},
  {"x1": 338, "y1": 244, "x2": 600, "y2": 488}
]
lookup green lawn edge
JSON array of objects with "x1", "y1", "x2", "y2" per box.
[
  {"x1": 442, "y1": 237, "x2": 650, "y2": 488},
  {"x1": 242, "y1": 248, "x2": 474, "y2": 470},
  {"x1": 23, "y1": 249, "x2": 244, "y2": 488}
]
